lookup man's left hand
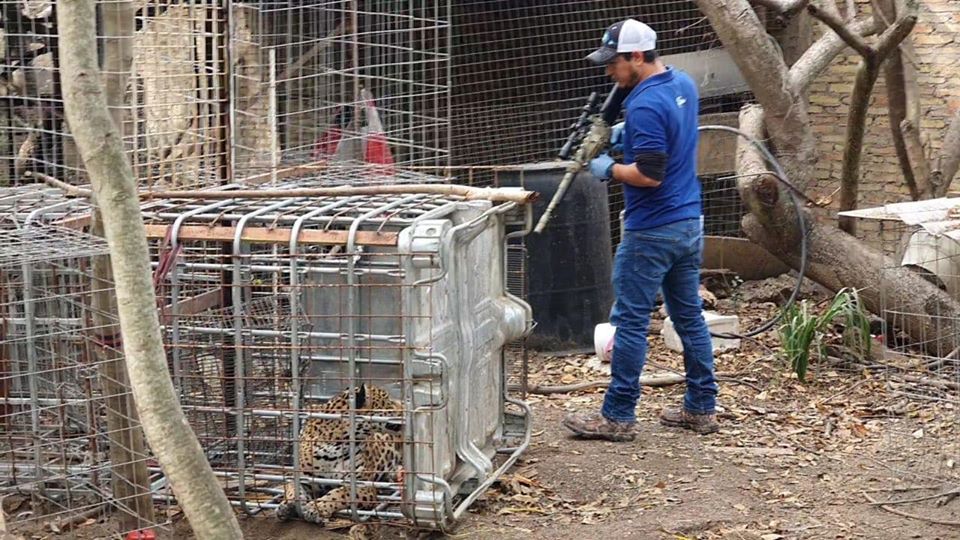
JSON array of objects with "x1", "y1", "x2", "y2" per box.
[
  {"x1": 589, "y1": 153, "x2": 616, "y2": 181},
  {"x1": 610, "y1": 122, "x2": 625, "y2": 153}
]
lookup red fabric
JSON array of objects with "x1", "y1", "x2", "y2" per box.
[{"x1": 312, "y1": 127, "x2": 343, "y2": 159}]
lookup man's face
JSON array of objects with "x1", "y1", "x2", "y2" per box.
[{"x1": 605, "y1": 54, "x2": 640, "y2": 88}]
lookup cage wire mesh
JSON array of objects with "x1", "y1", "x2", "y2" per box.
[
  {"x1": 0, "y1": 212, "x2": 173, "y2": 536},
  {"x1": 1, "y1": 0, "x2": 450, "y2": 190},
  {"x1": 0, "y1": 169, "x2": 532, "y2": 532},
  {"x1": 141, "y1": 178, "x2": 531, "y2": 526},
  {"x1": 828, "y1": 206, "x2": 960, "y2": 525},
  {"x1": 444, "y1": 1, "x2": 753, "y2": 256}
]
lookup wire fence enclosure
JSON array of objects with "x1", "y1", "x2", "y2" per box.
[
  {"x1": 832, "y1": 203, "x2": 960, "y2": 526},
  {"x1": 1, "y1": 1, "x2": 450, "y2": 190}
]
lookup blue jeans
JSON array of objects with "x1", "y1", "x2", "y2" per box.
[{"x1": 601, "y1": 217, "x2": 717, "y2": 423}]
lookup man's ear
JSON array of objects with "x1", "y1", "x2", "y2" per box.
[{"x1": 632, "y1": 51, "x2": 644, "y2": 63}]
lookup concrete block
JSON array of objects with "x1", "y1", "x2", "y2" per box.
[{"x1": 662, "y1": 311, "x2": 740, "y2": 353}]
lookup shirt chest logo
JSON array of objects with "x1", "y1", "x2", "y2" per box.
[{"x1": 676, "y1": 96, "x2": 687, "y2": 108}]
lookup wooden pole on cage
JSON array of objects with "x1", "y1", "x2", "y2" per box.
[
  {"x1": 96, "y1": 0, "x2": 156, "y2": 531},
  {"x1": 56, "y1": 1, "x2": 243, "y2": 538}
]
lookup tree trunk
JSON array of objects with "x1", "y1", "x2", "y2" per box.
[
  {"x1": 807, "y1": 1, "x2": 916, "y2": 234},
  {"x1": 697, "y1": 0, "x2": 818, "y2": 188},
  {"x1": 933, "y1": 110, "x2": 960, "y2": 196},
  {"x1": 737, "y1": 106, "x2": 960, "y2": 357},
  {"x1": 56, "y1": 1, "x2": 243, "y2": 538},
  {"x1": 876, "y1": 0, "x2": 926, "y2": 199},
  {"x1": 837, "y1": 56, "x2": 880, "y2": 234},
  {"x1": 94, "y1": 0, "x2": 155, "y2": 531}
]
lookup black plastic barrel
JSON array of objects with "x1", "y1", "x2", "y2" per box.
[{"x1": 499, "y1": 163, "x2": 614, "y2": 351}]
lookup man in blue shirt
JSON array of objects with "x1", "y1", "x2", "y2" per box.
[{"x1": 563, "y1": 19, "x2": 719, "y2": 442}]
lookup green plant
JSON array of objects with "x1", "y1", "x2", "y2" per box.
[{"x1": 778, "y1": 288, "x2": 871, "y2": 382}]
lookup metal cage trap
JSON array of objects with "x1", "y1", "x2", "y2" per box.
[{"x1": 0, "y1": 174, "x2": 534, "y2": 533}]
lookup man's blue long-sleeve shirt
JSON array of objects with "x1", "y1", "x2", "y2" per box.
[{"x1": 620, "y1": 67, "x2": 701, "y2": 231}]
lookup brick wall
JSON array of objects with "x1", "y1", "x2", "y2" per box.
[{"x1": 803, "y1": 0, "x2": 960, "y2": 243}]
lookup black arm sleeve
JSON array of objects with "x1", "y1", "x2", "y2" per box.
[{"x1": 634, "y1": 151, "x2": 668, "y2": 182}]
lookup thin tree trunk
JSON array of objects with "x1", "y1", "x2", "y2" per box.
[
  {"x1": 95, "y1": 0, "x2": 155, "y2": 531},
  {"x1": 875, "y1": 0, "x2": 925, "y2": 200},
  {"x1": 807, "y1": 2, "x2": 917, "y2": 233},
  {"x1": 837, "y1": 57, "x2": 880, "y2": 234},
  {"x1": 56, "y1": 1, "x2": 243, "y2": 538}
]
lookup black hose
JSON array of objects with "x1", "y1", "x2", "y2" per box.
[{"x1": 695, "y1": 125, "x2": 809, "y2": 340}]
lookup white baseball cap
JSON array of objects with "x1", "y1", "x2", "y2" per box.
[{"x1": 586, "y1": 19, "x2": 658, "y2": 65}]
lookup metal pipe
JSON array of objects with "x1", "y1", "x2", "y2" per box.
[
  {"x1": 451, "y1": 397, "x2": 532, "y2": 521},
  {"x1": 345, "y1": 194, "x2": 423, "y2": 519},
  {"x1": 231, "y1": 197, "x2": 306, "y2": 515},
  {"x1": 171, "y1": 325, "x2": 406, "y2": 343},
  {"x1": 177, "y1": 403, "x2": 402, "y2": 424},
  {"x1": 156, "y1": 261, "x2": 404, "y2": 277},
  {"x1": 288, "y1": 195, "x2": 364, "y2": 517},
  {"x1": 268, "y1": 47, "x2": 279, "y2": 186}
]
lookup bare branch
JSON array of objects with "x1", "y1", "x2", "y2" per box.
[
  {"x1": 933, "y1": 110, "x2": 960, "y2": 196},
  {"x1": 807, "y1": 3, "x2": 873, "y2": 56},
  {"x1": 838, "y1": 58, "x2": 883, "y2": 234},
  {"x1": 816, "y1": 0, "x2": 842, "y2": 18},
  {"x1": 789, "y1": 17, "x2": 877, "y2": 91},
  {"x1": 876, "y1": 0, "x2": 925, "y2": 199},
  {"x1": 901, "y1": 119, "x2": 933, "y2": 197},
  {"x1": 845, "y1": 0, "x2": 857, "y2": 21},
  {"x1": 875, "y1": 11, "x2": 918, "y2": 58},
  {"x1": 807, "y1": 0, "x2": 917, "y2": 223}
]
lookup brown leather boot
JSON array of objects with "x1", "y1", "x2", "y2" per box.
[
  {"x1": 562, "y1": 412, "x2": 637, "y2": 442},
  {"x1": 659, "y1": 406, "x2": 719, "y2": 434}
]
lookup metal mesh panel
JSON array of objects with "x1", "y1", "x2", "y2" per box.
[
  {"x1": 0, "y1": 1, "x2": 450, "y2": 190},
  {"x1": 449, "y1": 1, "x2": 719, "y2": 167}
]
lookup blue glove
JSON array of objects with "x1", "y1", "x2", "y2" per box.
[
  {"x1": 589, "y1": 153, "x2": 616, "y2": 181},
  {"x1": 610, "y1": 122, "x2": 625, "y2": 153}
]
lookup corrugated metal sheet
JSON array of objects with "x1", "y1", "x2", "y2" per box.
[{"x1": 838, "y1": 198, "x2": 960, "y2": 234}]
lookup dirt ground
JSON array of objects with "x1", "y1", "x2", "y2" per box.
[
  {"x1": 20, "y1": 285, "x2": 960, "y2": 540},
  {"x1": 173, "y1": 324, "x2": 960, "y2": 540}
]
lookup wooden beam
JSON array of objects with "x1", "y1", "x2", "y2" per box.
[
  {"x1": 143, "y1": 224, "x2": 398, "y2": 246},
  {"x1": 164, "y1": 288, "x2": 222, "y2": 316}
]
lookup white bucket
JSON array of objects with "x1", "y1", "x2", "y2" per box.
[{"x1": 594, "y1": 323, "x2": 616, "y2": 363}]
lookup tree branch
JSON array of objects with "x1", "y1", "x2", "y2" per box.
[
  {"x1": 876, "y1": 0, "x2": 927, "y2": 199},
  {"x1": 816, "y1": 0, "x2": 842, "y2": 18},
  {"x1": 810, "y1": 1, "x2": 916, "y2": 229},
  {"x1": 934, "y1": 110, "x2": 960, "y2": 196},
  {"x1": 874, "y1": 10, "x2": 918, "y2": 59},
  {"x1": 695, "y1": 0, "x2": 816, "y2": 188},
  {"x1": 900, "y1": 119, "x2": 932, "y2": 197},
  {"x1": 838, "y1": 57, "x2": 882, "y2": 234},
  {"x1": 789, "y1": 17, "x2": 877, "y2": 91},
  {"x1": 807, "y1": 3, "x2": 873, "y2": 56}
]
